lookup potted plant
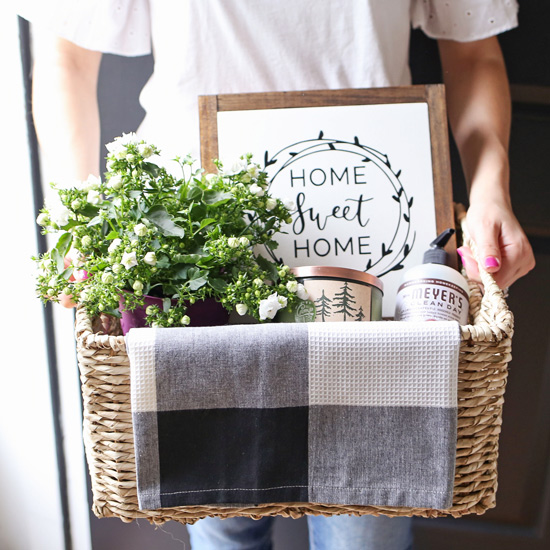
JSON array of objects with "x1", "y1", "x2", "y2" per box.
[{"x1": 34, "y1": 133, "x2": 309, "y2": 332}]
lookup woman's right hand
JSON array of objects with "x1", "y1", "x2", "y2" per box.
[{"x1": 58, "y1": 257, "x2": 88, "y2": 308}]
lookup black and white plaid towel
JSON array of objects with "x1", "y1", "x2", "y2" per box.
[{"x1": 126, "y1": 321, "x2": 460, "y2": 511}]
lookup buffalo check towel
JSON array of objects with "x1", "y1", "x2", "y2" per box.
[{"x1": 126, "y1": 321, "x2": 460, "y2": 511}]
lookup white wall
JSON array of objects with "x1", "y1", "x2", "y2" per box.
[{"x1": 0, "y1": 11, "x2": 91, "y2": 550}]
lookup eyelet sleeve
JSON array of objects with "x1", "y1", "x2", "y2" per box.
[
  {"x1": 17, "y1": 0, "x2": 152, "y2": 56},
  {"x1": 411, "y1": 0, "x2": 519, "y2": 42}
]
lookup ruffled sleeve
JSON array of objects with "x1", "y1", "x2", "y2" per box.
[
  {"x1": 17, "y1": 0, "x2": 151, "y2": 56},
  {"x1": 411, "y1": 0, "x2": 519, "y2": 42}
]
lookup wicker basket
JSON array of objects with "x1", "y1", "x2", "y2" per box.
[{"x1": 74, "y1": 207, "x2": 513, "y2": 524}]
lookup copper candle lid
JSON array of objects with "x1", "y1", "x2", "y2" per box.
[{"x1": 290, "y1": 266, "x2": 383, "y2": 293}]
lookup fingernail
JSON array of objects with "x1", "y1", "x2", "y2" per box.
[
  {"x1": 456, "y1": 248, "x2": 465, "y2": 264},
  {"x1": 484, "y1": 256, "x2": 500, "y2": 269}
]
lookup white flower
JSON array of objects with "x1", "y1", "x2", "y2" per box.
[
  {"x1": 126, "y1": 153, "x2": 135, "y2": 162},
  {"x1": 247, "y1": 164, "x2": 260, "y2": 178},
  {"x1": 67, "y1": 247, "x2": 83, "y2": 261},
  {"x1": 278, "y1": 265, "x2": 290, "y2": 277},
  {"x1": 108, "y1": 175, "x2": 123, "y2": 190},
  {"x1": 48, "y1": 201, "x2": 71, "y2": 227},
  {"x1": 138, "y1": 143, "x2": 153, "y2": 158},
  {"x1": 82, "y1": 175, "x2": 101, "y2": 191},
  {"x1": 259, "y1": 293, "x2": 283, "y2": 320},
  {"x1": 286, "y1": 280, "x2": 298, "y2": 293},
  {"x1": 277, "y1": 295, "x2": 288, "y2": 308},
  {"x1": 253, "y1": 278, "x2": 264, "y2": 287},
  {"x1": 108, "y1": 239, "x2": 122, "y2": 253},
  {"x1": 181, "y1": 315, "x2": 191, "y2": 326},
  {"x1": 36, "y1": 212, "x2": 49, "y2": 226},
  {"x1": 121, "y1": 251, "x2": 138, "y2": 269},
  {"x1": 106, "y1": 132, "x2": 138, "y2": 157},
  {"x1": 227, "y1": 158, "x2": 248, "y2": 175},
  {"x1": 249, "y1": 183, "x2": 265, "y2": 197},
  {"x1": 87, "y1": 190, "x2": 101, "y2": 205},
  {"x1": 236, "y1": 303, "x2": 248, "y2": 316},
  {"x1": 132, "y1": 280, "x2": 144, "y2": 292},
  {"x1": 228, "y1": 237, "x2": 239, "y2": 248},
  {"x1": 143, "y1": 251, "x2": 157, "y2": 266},
  {"x1": 283, "y1": 198, "x2": 296, "y2": 211},
  {"x1": 101, "y1": 272, "x2": 114, "y2": 284},
  {"x1": 238, "y1": 236, "x2": 250, "y2": 246},
  {"x1": 80, "y1": 235, "x2": 92, "y2": 248},
  {"x1": 134, "y1": 223, "x2": 148, "y2": 237},
  {"x1": 296, "y1": 283, "x2": 309, "y2": 300},
  {"x1": 112, "y1": 263, "x2": 123, "y2": 274},
  {"x1": 265, "y1": 198, "x2": 277, "y2": 211}
]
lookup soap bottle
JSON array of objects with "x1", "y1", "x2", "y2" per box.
[{"x1": 394, "y1": 228, "x2": 469, "y2": 324}]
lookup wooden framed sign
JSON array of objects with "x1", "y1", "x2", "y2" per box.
[{"x1": 199, "y1": 86, "x2": 456, "y2": 318}]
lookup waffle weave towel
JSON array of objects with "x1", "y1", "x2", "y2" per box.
[{"x1": 126, "y1": 321, "x2": 460, "y2": 511}]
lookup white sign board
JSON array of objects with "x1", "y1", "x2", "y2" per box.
[{"x1": 201, "y1": 87, "x2": 455, "y2": 318}]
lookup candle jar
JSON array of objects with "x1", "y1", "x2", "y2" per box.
[{"x1": 280, "y1": 266, "x2": 383, "y2": 322}]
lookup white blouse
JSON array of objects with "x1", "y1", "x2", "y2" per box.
[{"x1": 18, "y1": 0, "x2": 518, "y2": 160}]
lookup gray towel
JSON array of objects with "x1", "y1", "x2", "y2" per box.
[{"x1": 127, "y1": 321, "x2": 460, "y2": 511}]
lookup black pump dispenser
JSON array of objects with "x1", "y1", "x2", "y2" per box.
[{"x1": 423, "y1": 228, "x2": 455, "y2": 266}]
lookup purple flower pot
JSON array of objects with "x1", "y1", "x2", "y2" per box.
[{"x1": 119, "y1": 294, "x2": 230, "y2": 335}]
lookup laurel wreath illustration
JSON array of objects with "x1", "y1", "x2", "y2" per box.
[{"x1": 263, "y1": 133, "x2": 416, "y2": 278}]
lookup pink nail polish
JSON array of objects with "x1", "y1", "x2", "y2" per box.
[
  {"x1": 484, "y1": 256, "x2": 500, "y2": 269},
  {"x1": 456, "y1": 248, "x2": 465, "y2": 265}
]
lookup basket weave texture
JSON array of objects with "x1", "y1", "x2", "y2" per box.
[{"x1": 74, "y1": 208, "x2": 513, "y2": 524}]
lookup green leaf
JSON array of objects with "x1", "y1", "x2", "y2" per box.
[
  {"x1": 255, "y1": 253, "x2": 279, "y2": 281},
  {"x1": 54, "y1": 232, "x2": 73, "y2": 258},
  {"x1": 187, "y1": 186, "x2": 203, "y2": 201},
  {"x1": 61, "y1": 267, "x2": 74, "y2": 280},
  {"x1": 106, "y1": 231, "x2": 120, "y2": 240},
  {"x1": 208, "y1": 278, "x2": 228, "y2": 292},
  {"x1": 188, "y1": 203, "x2": 207, "y2": 221},
  {"x1": 173, "y1": 265, "x2": 191, "y2": 280},
  {"x1": 51, "y1": 248, "x2": 65, "y2": 274},
  {"x1": 87, "y1": 216, "x2": 103, "y2": 228},
  {"x1": 62, "y1": 219, "x2": 83, "y2": 230},
  {"x1": 162, "y1": 297, "x2": 172, "y2": 313},
  {"x1": 80, "y1": 204, "x2": 99, "y2": 218},
  {"x1": 172, "y1": 254, "x2": 202, "y2": 264},
  {"x1": 142, "y1": 162, "x2": 161, "y2": 178},
  {"x1": 265, "y1": 239, "x2": 280, "y2": 250},
  {"x1": 194, "y1": 218, "x2": 217, "y2": 234},
  {"x1": 145, "y1": 205, "x2": 185, "y2": 237},
  {"x1": 187, "y1": 267, "x2": 200, "y2": 280},
  {"x1": 188, "y1": 277, "x2": 208, "y2": 291},
  {"x1": 155, "y1": 255, "x2": 171, "y2": 269},
  {"x1": 203, "y1": 190, "x2": 232, "y2": 206}
]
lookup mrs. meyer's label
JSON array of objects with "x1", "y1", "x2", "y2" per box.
[{"x1": 394, "y1": 278, "x2": 469, "y2": 324}]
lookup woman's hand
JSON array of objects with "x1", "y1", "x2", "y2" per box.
[
  {"x1": 58, "y1": 257, "x2": 88, "y2": 308},
  {"x1": 458, "y1": 199, "x2": 535, "y2": 289}
]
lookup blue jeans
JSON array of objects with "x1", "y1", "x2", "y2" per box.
[{"x1": 187, "y1": 514, "x2": 413, "y2": 550}]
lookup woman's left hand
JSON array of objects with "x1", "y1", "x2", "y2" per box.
[{"x1": 458, "y1": 199, "x2": 535, "y2": 289}]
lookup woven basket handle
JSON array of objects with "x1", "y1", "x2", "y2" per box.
[{"x1": 455, "y1": 204, "x2": 513, "y2": 339}]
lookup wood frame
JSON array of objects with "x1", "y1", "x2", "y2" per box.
[{"x1": 199, "y1": 85, "x2": 457, "y2": 267}]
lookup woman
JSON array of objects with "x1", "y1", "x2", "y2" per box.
[{"x1": 20, "y1": 1, "x2": 534, "y2": 548}]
